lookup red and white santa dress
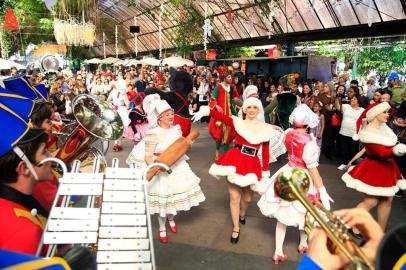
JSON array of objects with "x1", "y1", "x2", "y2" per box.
[
  {"x1": 196, "y1": 97, "x2": 275, "y2": 187},
  {"x1": 342, "y1": 102, "x2": 406, "y2": 196}
]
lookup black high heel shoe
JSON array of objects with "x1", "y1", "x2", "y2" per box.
[
  {"x1": 230, "y1": 230, "x2": 240, "y2": 244},
  {"x1": 239, "y1": 216, "x2": 246, "y2": 225}
]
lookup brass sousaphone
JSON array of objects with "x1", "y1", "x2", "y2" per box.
[{"x1": 56, "y1": 94, "x2": 124, "y2": 172}]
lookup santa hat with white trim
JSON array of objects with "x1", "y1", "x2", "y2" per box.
[
  {"x1": 242, "y1": 85, "x2": 259, "y2": 101},
  {"x1": 352, "y1": 102, "x2": 391, "y2": 141},
  {"x1": 242, "y1": 97, "x2": 262, "y2": 113}
]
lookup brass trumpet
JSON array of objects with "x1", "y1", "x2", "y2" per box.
[{"x1": 274, "y1": 168, "x2": 375, "y2": 270}]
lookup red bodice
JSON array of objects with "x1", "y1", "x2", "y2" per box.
[{"x1": 285, "y1": 130, "x2": 313, "y2": 169}]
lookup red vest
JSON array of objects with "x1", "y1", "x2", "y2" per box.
[
  {"x1": 285, "y1": 130, "x2": 312, "y2": 168},
  {"x1": 214, "y1": 83, "x2": 238, "y2": 116}
]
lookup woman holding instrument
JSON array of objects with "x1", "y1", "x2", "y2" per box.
[
  {"x1": 257, "y1": 104, "x2": 333, "y2": 264},
  {"x1": 142, "y1": 94, "x2": 205, "y2": 244}
]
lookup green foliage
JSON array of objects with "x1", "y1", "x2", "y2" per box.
[
  {"x1": 357, "y1": 44, "x2": 405, "y2": 80},
  {"x1": 53, "y1": 0, "x2": 96, "y2": 16},
  {"x1": 226, "y1": 47, "x2": 257, "y2": 58},
  {"x1": 301, "y1": 39, "x2": 405, "y2": 81},
  {"x1": 171, "y1": 4, "x2": 205, "y2": 55},
  {"x1": 0, "y1": 0, "x2": 17, "y2": 17},
  {"x1": 1, "y1": 0, "x2": 54, "y2": 56}
]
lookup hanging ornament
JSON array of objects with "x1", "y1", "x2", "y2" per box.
[
  {"x1": 202, "y1": 2, "x2": 212, "y2": 51},
  {"x1": 159, "y1": 3, "x2": 164, "y2": 59},
  {"x1": 367, "y1": 0, "x2": 373, "y2": 27},
  {"x1": 53, "y1": 19, "x2": 96, "y2": 46},
  {"x1": 115, "y1": 25, "x2": 118, "y2": 58},
  {"x1": 44, "y1": 0, "x2": 58, "y2": 12},
  {"x1": 226, "y1": 10, "x2": 233, "y2": 24},
  {"x1": 134, "y1": 16, "x2": 138, "y2": 56},
  {"x1": 103, "y1": 32, "x2": 106, "y2": 59},
  {"x1": 3, "y1": 8, "x2": 20, "y2": 31}
]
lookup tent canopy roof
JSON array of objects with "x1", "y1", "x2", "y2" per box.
[{"x1": 93, "y1": 0, "x2": 406, "y2": 57}]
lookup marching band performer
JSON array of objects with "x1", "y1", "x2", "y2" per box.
[
  {"x1": 142, "y1": 94, "x2": 205, "y2": 244},
  {"x1": 192, "y1": 97, "x2": 276, "y2": 244},
  {"x1": 107, "y1": 83, "x2": 130, "y2": 152},
  {"x1": 342, "y1": 102, "x2": 406, "y2": 230},
  {"x1": 1, "y1": 76, "x2": 60, "y2": 213},
  {"x1": 257, "y1": 104, "x2": 333, "y2": 264},
  {"x1": 0, "y1": 94, "x2": 53, "y2": 255}
]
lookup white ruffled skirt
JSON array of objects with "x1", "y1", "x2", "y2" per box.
[
  {"x1": 148, "y1": 157, "x2": 205, "y2": 217},
  {"x1": 257, "y1": 164, "x2": 317, "y2": 229}
]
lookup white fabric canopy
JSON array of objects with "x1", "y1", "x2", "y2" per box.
[
  {"x1": 139, "y1": 57, "x2": 161, "y2": 66},
  {"x1": 113, "y1": 59, "x2": 127, "y2": 66},
  {"x1": 0, "y1": 59, "x2": 26, "y2": 70},
  {"x1": 84, "y1": 58, "x2": 102, "y2": 64},
  {"x1": 99, "y1": 57, "x2": 120, "y2": 64},
  {"x1": 162, "y1": 56, "x2": 194, "y2": 67},
  {"x1": 126, "y1": 59, "x2": 141, "y2": 66}
]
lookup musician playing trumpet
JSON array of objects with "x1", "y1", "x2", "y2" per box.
[
  {"x1": 142, "y1": 94, "x2": 205, "y2": 244},
  {"x1": 257, "y1": 104, "x2": 333, "y2": 264}
]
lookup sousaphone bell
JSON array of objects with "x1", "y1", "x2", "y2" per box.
[{"x1": 56, "y1": 94, "x2": 124, "y2": 172}]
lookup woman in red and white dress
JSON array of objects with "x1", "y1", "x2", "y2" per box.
[
  {"x1": 193, "y1": 97, "x2": 278, "y2": 244},
  {"x1": 342, "y1": 102, "x2": 406, "y2": 230}
]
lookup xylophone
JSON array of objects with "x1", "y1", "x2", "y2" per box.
[{"x1": 37, "y1": 158, "x2": 161, "y2": 270}]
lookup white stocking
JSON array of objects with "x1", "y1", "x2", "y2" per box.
[
  {"x1": 167, "y1": 214, "x2": 176, "y2": 227},
  {"x1": 275, "y1": 222, "x2": 287, "y2": 256},
  {"x1": 157, "y1": 215, "x2": 166, "y2": 236},
  {"x1": 299, "y1": 230, "x2": 308, "y2": 247}
]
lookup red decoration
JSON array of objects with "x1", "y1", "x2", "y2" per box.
[
  {"x1": 206, "y1": 49, "x2": 217, "y2": 60},
  {"x1": 226, "y1": 10, "x2": 233, "y2": 24},
  {"x1": 3, "y1": 8, "x2": 20, "y2": 31},
  {"x1": 267, "y1": 48, "x2": 274, "y2": 57}
]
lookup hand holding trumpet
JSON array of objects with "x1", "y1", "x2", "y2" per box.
[{"x1": 306, "y1": 208, "x2": 383, "y2": 270}]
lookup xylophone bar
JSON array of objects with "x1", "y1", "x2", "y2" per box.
[
  {"x1": 97, "y1": 263, "x2": 152, "y2": 270},
  {"x1": 98, "y1": 226, "x2": 147, "y2": 238},
  {"x1": 97, "y1": 250, "x2": 151, "y2": 263}
]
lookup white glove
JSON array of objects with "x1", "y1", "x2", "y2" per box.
[
  {"x1": 393, "y1": 143, "x2": 406, "y2": 156},
  {"x1": 262, "y1": 170, "x2": 270, "y2": 178},
  {"x1": 191, "y1": 106, "x2": 210, "y2": 123},
  {"x1": 318, "y1": 186, "x2": 334, "y2": 211}
]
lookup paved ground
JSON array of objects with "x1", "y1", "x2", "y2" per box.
[{"x1": 106, "y1": 122, "x2": 406, "y2": 270}]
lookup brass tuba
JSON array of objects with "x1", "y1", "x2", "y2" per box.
[
  {"x1": 274, "y1": 168, "x2": 375, "y2": 270},
  {"x1": 55, "y1": 94, "x2": 124, "y2": 173},
  {"x1": 40, "y1": 55, "x2": 60, "y2": 73}
]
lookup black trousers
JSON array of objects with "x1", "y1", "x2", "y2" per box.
[{"x1": 339, "y1": 134, "x2": 360, "y2": 164}]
